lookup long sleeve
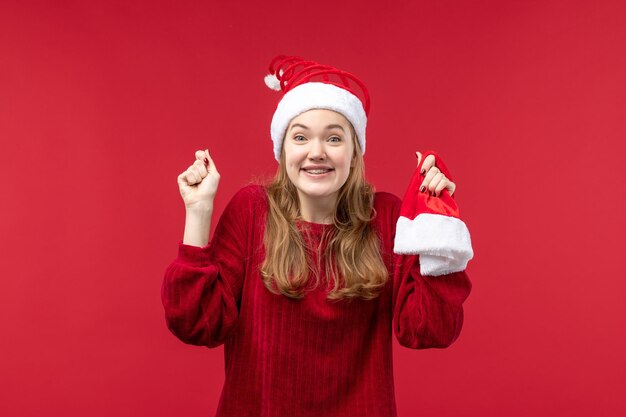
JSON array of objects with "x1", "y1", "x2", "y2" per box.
[
  {"x1": 383, "y1": 158, "x2": 474, "y2": 348},
  {"x1": 161, "y1": 185, "x2": 259, "y2": 348},
  {"x1": 392, "y1": 252, "x2": 472, "y2": 349}
]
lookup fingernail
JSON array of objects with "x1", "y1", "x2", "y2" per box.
[
  {"x1": 203, "y1": 158, "x2": 208, "y2": 165},
  {"x1": 420, "y1": 169, "x2": 425, "y2": 175},
  {"x1": 420, "y1": 186, "x2": 425, "y2": 192}
]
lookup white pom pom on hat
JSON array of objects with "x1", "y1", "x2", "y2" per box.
[
  {"x1": 264, "y1": 74, "x2": 281, "y2": 91},
  {"x1": 264, "y1": 55, "x2": 370, "y2": 161},
  {"x1": 264, "y1": 68, "x2": 284, "y2": 91}
]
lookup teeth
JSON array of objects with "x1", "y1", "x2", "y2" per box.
[{"x1": 306, "y1": 169, "x2": 330, "y2": 174}]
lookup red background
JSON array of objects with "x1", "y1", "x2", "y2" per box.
[{"x1": 1, "y1": 1, "x2": 625, "y2": 416}]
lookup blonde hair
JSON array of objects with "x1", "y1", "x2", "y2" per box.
[{"x1": 260, "y1": 123, "x2": 388, "y2": 301}]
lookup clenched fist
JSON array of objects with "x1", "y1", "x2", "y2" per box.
[
  {"x1": 415, "y1": 151, "x2": 456, "y2": 197},
  {"x1": 177, "y1": 149, "x2": 220, "y2": 210}
]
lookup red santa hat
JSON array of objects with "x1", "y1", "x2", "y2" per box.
[
  {"x1": 393, "y1": 150, "x2": 474, "y2": 276},
  {"x1": 264, "y1": 55, "x2": 370, "y2": 161}
]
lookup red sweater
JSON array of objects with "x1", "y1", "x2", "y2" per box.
[{"x1": 162, "y1": 184, "x2": 472, "y2": 417}]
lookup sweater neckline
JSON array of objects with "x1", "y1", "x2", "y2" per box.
[{"x1": 296, "y1": 219, "x2": 336, "y2": 235}]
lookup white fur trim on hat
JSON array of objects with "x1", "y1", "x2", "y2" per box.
[
  {"x1": 270, "y1": 82, "x2": 367, "y2": 161},
  {"x1": 394, "y1": 213, "x2": 474, "y2": 276}
]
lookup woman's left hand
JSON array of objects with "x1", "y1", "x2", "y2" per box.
[{"x1": 415, "y1": 151, "x2": 456, "y2": 197}]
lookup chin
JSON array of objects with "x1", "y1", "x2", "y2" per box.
[{"x1": 298, "y1": 185, "x2": 340, "y2": 199}]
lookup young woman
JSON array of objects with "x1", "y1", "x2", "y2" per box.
[{"x1": 162, "y1": 55, "x2": 474, "y2": 417}]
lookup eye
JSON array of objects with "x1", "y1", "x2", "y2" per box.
[
  {"x1": 328, "y1": 136, "x2": 342, "y2": 143},
  {"x1": 294, "y1": 135, "x2": 306, "y2": 142}
]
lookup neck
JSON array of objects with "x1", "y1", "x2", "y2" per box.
[{"x1": 297, "y1": 192, "x2": 337, "y2": 224}]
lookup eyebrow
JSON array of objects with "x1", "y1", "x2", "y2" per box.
[{"x1": 289, "y1": 123, "x2": 346, "y2": 132}]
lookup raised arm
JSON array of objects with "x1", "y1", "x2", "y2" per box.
[
  {"x1": 161, "y1": 150, "x2": 250, "y2": 348},
  {"x1": 390, "y1": 150, "x2": 474, "y2": 348},
  {"x1": 179, "y1": 149, "x2": 220, "y2": 247}
]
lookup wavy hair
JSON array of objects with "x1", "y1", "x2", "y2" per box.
[{"x1": 260, "y1": 122, "x2": 388, "y2": 301}]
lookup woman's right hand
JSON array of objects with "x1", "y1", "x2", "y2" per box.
[{"x1": 177, "y1": 149, "x2": 220, "y2": 210}]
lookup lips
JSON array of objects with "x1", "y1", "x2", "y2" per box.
[
  {"x1": 303, "y1": 168, "x2": 333, "y2": 174},
  {"x1": 302, "y1": 165, "x2": 334, "y2": 172},
  {"x1": 301, "y1": 166, "x2": 334, "y2": 178}
]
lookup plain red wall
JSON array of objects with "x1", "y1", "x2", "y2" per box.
[{"x1": 1, "y1": 1, "x2": 625, "y2": 416}]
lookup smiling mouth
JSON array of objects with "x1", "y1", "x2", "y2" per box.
[{"x1": 302, "y1": 168, "x2": 334, "y2": 175}]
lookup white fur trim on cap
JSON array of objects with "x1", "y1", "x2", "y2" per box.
[
  {"x1": 394, "y1": 213, "x2": 474, "y2": 276},
  {"x1": 270, "y1": 82, "x2": 367, "y2": 161}
]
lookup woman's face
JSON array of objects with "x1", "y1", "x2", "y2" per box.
[{"x1": 282, "y1": 109, "x2": 356, "y2": 207}]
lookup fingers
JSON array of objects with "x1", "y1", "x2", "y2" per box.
[
  {"x1": 424, "y1": 172, "x2": 456, "y2": 197},
  {"x1": 420, "y1": 154, "x2": 436, "y2": 175},
  {"x1": 177, "y1": 171, "x2": 188, "y2": 187},
  {"x1": 179, "y1": 150, "x2": 213, "y2": 187},
  {"x1": 204, "y1": 149, "x2": 219, "y2": 175},
  {"x1": 425, "y1": 171, "x2": 444, "y2": 196},
  {"x1": 193, "y1": 159, "x2": 208, "y2": 177},
  {"x1": 415, "y1": 152, "x2": 457, "y2": 197},
  {"x1": 177, "y1": 169, "x2": 201, "y2": 187},
  {"x1": 195, "y1": 150, "x2": 206, "y2": 162},
  {"x1": 434, "y1": 177, "x2": 456, "y2": 197},
  {"x1": 196, "y1": 149, "x2": 219, "y2": 173},
  {"x1": 447, "y1": 181, "x2": 456, "y2": 196},
  {"x1": 420, "y1": 166, "x2": 455, "y2": 197},
  {"x1": 419, "y1": 165, "x2": 441, "y2": 194},
  {"x1": 185, "y1": 168, "x2": 201, "y2": 185}
]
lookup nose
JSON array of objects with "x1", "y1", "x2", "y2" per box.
[{"x1": 308, "y1": 138, "x2": 326, "y2": 160}]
